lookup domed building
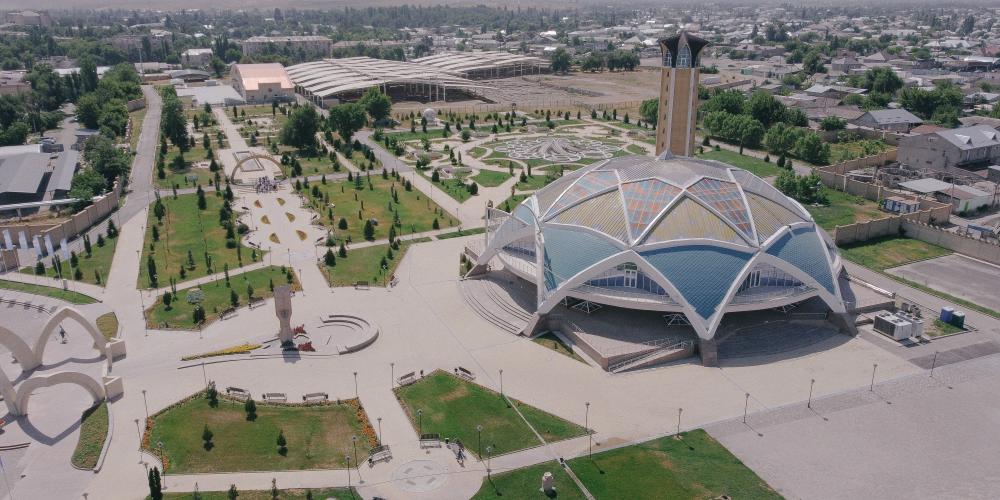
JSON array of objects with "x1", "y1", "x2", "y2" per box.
[{"x1": 464, "y1": 33, "x2": 850, "y2": 368}]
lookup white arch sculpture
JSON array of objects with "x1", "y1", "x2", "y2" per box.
[
  {"x1": 12, "y1": 371, "x2": 106, "y2": 416},
  {"x1": 0, "y1": 306, "x2": 115, "y2": 372}
]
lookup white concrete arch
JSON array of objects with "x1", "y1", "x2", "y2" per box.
[
  {"x1": 12, "y1": 371, "x2": 106, "y2": 416},
  {"x1": 34, "y1": 306, "x2": 108, "y2": 369},
  {"x1": 0, "y1": 325, "x2": 40, "y2": 371}
]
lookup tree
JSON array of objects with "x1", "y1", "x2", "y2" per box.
[
  {"x1": 793, "y1": 133, "x2": 831, "y2": 165},
  {"x1": 159, "y1": 87, "x2": 189, "y2": 152},
  {"x1": 147, "y1": 255, "x2": 158, "y2": 288},
  {"x1": 148, "y1": 467, "x2": 163, "y2": 500},
  {"x1": 702, "y1": 90, "x2": 746, "y2": 116},
  {"x1": 202, "y1": 424, "x2": 214, "y2": 450},
  {"x1": 228, "y1": 484, "x2": 239, "y2": 500},
  {"x1": 68, "y1": 169, "x2": 107, "y2": 210},
  {"x1": 639, "y1": 98, "x2": 658, "y2": 127},
  {"x1": 802, "y1": 50, "x2": 826, "y2": 74},
  {"x1": 163, "y1": 291, "x2": 173, "y2": 310},
  {"x1": 363, "y1": 219, "x2": 375, "y2": 240},
  {"x1": 230, "y1": 289, "x2": 239, "y2": 307},
  {"x1": 359, "y1": 87, "x2": 392, "y2": 122},
  {"x1": 210, "y1": 57, "x2": 226, "y2": 78},
  {"x1": 197, "y1": 185, "x2": 207, "y2": 210},
  {"x1": 550, "y1": 47, "x2": 572, "y2": 74},
  {"x1": 819, "y1": 116, "x2": 847, "y2": 131},
  {"x1": 327, "y1": 103, "x2": 367, "y2": 142},
  {"x1": 280, "y1": 105, "x2": 320, "y2": 150},
  {"x1": 860, "y1": 67, "x2": 903, "y2": 96},
  {"x1": 580, "y1": 52, "x2": 604, "y2": 72},
  {"x1": 324, "y1": 248, "x2": 336, "y2": 266},
  {"x1": 245, "y1": 398, "x2": 257, "y2": 421},
  {"x1": 746, "y1": 91, "x2": 786, "y2": 127},
  {"x1": 276, "y1": 429, "x2": 288, "y2": 455}
]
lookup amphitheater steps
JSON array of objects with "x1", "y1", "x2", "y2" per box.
[{"x1": 458, "y1": 278, "x2": 529, "y2": 335}]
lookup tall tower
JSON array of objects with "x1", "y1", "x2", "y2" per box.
[{"x1": 655, "y1": 32, "x2": 709, "y2": 157}]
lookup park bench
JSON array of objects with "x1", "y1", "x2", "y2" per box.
[
  {"x1": 354, "y1": 281, "x2": 370, "y2": 290},
  {"x1": 225, "y1": 387, "x2": 250, "y2": 400},
  {"x1": 368, "y1": 445, "x2": 392, "y2": 465},
  {"x1": 455, "y1": 366, "x2": 475, "y2": 381},
  {"x1": 397, "y1": 372, "x2": 417, "y2": 386},
  {"x1": 419, "y1": 433, "x2": 442, "y2": 449},
  {"x1": 389, "y1": 275, "x2": 399, "y2": 287},
  {"x1": 262, "y1": 392, "x2": 287, "y2": 403},
  {"x1": 219, "y1": 307, "x2": 238, "y2": 320},
  {"x1": 0, "y1": 297, "x2": 55, "y2": 313},
  {"x1": 302, "y1": 392, "x2": 328, "y2": 402},
  {"x1": 248, "y1": 297, "x2": 265, "y2": 310}
]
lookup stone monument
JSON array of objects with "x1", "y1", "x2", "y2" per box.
[
  {"x1": 541, "y1": 471, "x2": 555, "y2": 494},
  {"x1": 274, "y1": 285, "x2": 293, "y2": 345}
]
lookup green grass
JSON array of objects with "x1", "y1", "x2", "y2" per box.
[
  {"x1": 140, "y1": 192, "x2": 261, "y2": 288},
  {"x1": 320, "y1": 239, "x2": 425, "y2": 287},
  {"x1": 394, "y1": 371, "x2": 586, "y2": 458},
  {"x1": 469, "y1": 146, "x2": 487, "y2": 158},
  {"x1": 129, "y1": 107, "x2": 148, "y2": 151},
  {"x1": 71, "y1": 402, "x2": 108, "y2": 470},
  {"x1": 473, "y1": 169, "x2": 513, "y2": 187},
  {"x1": 839, "y1": 236, "x2": 951, "y2": 271},
  {"x1": 28, "y1": 230, "x2": 119, "y2": 286},
  {"x1": 0, "y1": 279, "x2": 96, "y2": 304},
  {"x1": 146, "y1": 266, "x2": 299, "y2": 330},
  {"x1": 159, "y1": 488, "x2": 357, "y2": 500},
  {"x1": 96, "y1": 312, "x2": 118, "y2": 340},
  {"x1": 533, "y1": 332, "x2": 586, "y2": 363},
  {"x1": 498, "y1": 194, "x2": 530, "y2": 213},
  {"x1": 697, "y1": 149, "x2": 782, "y2": 178},
  {"x1": 148, "y1": 396, "x2": 374, "y2": 474},
  {"x1": 569, "y1": 429, "x2": 782, "y2": 500},
  {"x1": 626, "y1": 143, "x2": 648, "y2": 155},
  {"x1": 437, "y1": 227, "x2": 486, "y2": 240},
  {"x1": 385, "y1": 129, "x2": 452, "y2": 143},
  {"x1": 472, "y1": 460, "x2": 585, "y2": 499},
  {"x1": 929, "y1": 319, "x2": 965, "y2": 337},
  {"x1": 305, "y1": 175, "x2": 454, "y2": 242},
  {"x1": 830, "y1": 139, "x2": 888, "y2": 162},
  {"x1": 516, "y1": 172, "x2": 560, "y2": 191},
  {"x1": 805, "y1": 188, "x2": 885, "y2": 230},
  {"x1": 432, "y1": 175, "x2": 474, "y2": 203},
  {"x1": 157, "y1": 144, "x2": 221, "y2": 189}
]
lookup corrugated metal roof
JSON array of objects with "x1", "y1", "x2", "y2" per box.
[
  {"x1": 47, "y1": 150, "x2": 77, "y2": 192},
  {"x1": 899, "y1": 178, "x2": 953, "y2": 194}
]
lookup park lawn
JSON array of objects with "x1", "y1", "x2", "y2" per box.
[
  {"x1": 498, "y1": 193, "x2": 530, "y2": 213},
  {"x1": 532, "y1": 332, "x2": 586, "y2": 363},
  {"x1": 159, "y1": 488, "x2": 357, "y2": 500},
  {"x1": 320, "y1": 239, "x2": 428, "y2": 287},
  {"x1": 385, "y1": 129, "x2": 452, "y2": 144},
  {"x1": 146, "y1": 266, "x2": 299, "y2": 330},
  {"x1": 569, "y1": 429, "x2": 782, "y2": 500},
  {"x1": 432, "y1": 176, "x2": 474, "y2": 203},
  {"x1": 139, "y1": 192, "x2": 261, "y2": 288},
  {"x1": 469, "y1": 146, "x2": 487, "y2": 158},
  {"x1": 0, "y1": 279, "x2": 96, "y2": 304},
  {"x1": 698, "y1": 149, "x2": 781, "y2": 178},
  {"x1": 347, "y1": 149, "x2": 381, "y2": 171},
  {"x1": 472, "y1": 169, "x2": 512, "y2": 187},
  {"x1": 626, "y1": 143, "x2": 648, "y2": 155},
  {"x1": 471, "y1": 460, "x2": 585, "y2": 499},
  {"x1": 129, "y1": 106, "x2": 147, "y2": 151},
  {"x1": 30, "y1": 229, "x2": 119, "y2": 285},
  {"x1": 148, "y1": 396, "x2": 373, "y2": 474},
  {"x1": 829, "y1": 140, "x2": 888, "y2": 162},
  {"x1": 158, "y1": 144, "x2": 220, "y2": 189},
  {"x1": 294, "y1": 153, "x2": 339, "y2": 176},
  {"x1": 805, "y1": 188, "x2": 885, "y2": 231},
  {"x1": 394, "y1": 371, "x2": 586, "y2": 458},
  {"x1": 96, "y1": 312, "x2": 118, "y2": 340},
  {"x1": 839, "y1": 236, "x2": 951, "y2": 271},
  {"x1": 437, "y1": 227, "x2": 486, "y2": 240},
  {"x1": 307, "y1": 175, "x2": 453, "y2": 242},
  {"x1": 71, "y1": 402, "x2": 108, "y2": 470},
  {"x1": 516, "y1": 172, "x2": 559, "y2": 191}
]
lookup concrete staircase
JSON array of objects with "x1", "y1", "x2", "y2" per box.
[
  {"x1": 458, "y1": 276, "x2": 532, "y2": 335},
  {"x1": 608, "y1": 340, "x2": 695, "y2": 373}
]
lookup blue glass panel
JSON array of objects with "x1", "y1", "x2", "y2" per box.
[
  {"x1": 640, "y1": 245, "x2": 752, "y2": 319},
  {"x1": 766, "y1": 227, "x2": 835, "y2": 294},
  {"x1": 542, "y1": 227, "x2": 620, "y2": 291}
]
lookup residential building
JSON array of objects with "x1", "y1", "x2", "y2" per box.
[
  {"x1": 898, "y1": 124, "x2": 1000, "y2": 170},
  {"x1": 182, "y1": 48, "x2": 214, "y2": 68},
  {"x1": 240, "y1": 36, "x2": 332, "y2": 58},
  {"x1": 231, "y1": 63, "x2": 294, "y2": 103},
  {"x1": 0, "y1": 71, "x2": 29, "y2": 96},
  {"x1": 853, "y1": 109, "x2": 923, "y2": 133},
  {"x1": 5, "y1": 10, "x2": 51, "y2": 27}
]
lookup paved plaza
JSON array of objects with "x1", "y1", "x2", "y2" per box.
[
  {"x1": 1, "y1": 86, "x2": 1000, "y2": 500},
  {"x1": 887, "y1": 253, "x2": 1000, "y2": 313}
]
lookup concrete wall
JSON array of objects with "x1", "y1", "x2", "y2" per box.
[
  {"x1": 0, "y1": 249, "x2": 18, "y2": 270},
  {"x1": 126, "y1": 98, "x2": 146, "y2": 112},
  {"x1": 900, "y1": 220, "x2": 1000, "y2": 265},
  {"x1": 0, "y1": 181, "x2": 120, "y2": 255}
]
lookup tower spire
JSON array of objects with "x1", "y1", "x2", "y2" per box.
[{"x1": 655, "y1": 31, "x2": 709, "y2": 157}]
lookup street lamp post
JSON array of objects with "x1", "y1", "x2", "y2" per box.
[
  {"x1": 390, "y1": 362, "x2": 395, "y2": 389},
  {"x1": 486, "y1": 446, "x2": 493, "y2": 480},
  {"x1": 499, "y1": 369, "x2": 503, "y2": 399},
  {"x1": 345, "y1": 455, "x2": 352, "y2": 489},
  {"x1": 351, "y1": 436, "x2": 359, "y2": 471},
  {"x1": 807, "y1": 379, "x2": 815, "y2": 409},
  {"x1": 476, "y1": 425, "x2": 483, "y2": 459},
  {"x1": 870, "y1": 363, "x2": 878, "y2": 391},
  {"x1": 676, "y1": 408, "x2": 683, "y2": 437},
  {"x1": 353, "y1": 371, "x2": 358, "y2": 399},
  {"x1": 585, "y1": 401, "x2": 591, "y2": 458},
  {"x1": 377, "y1": 417, "x2": 382, "y2": 445},
  {"x1": 141, "y1": 390, "x2": 149, "y2": 421},
  {"x1": 743, "y1": 393, "x2": 750, "y2": 423},
  {"x1": 417, "y1": 409, "x2": 423, "y2": 436}
]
